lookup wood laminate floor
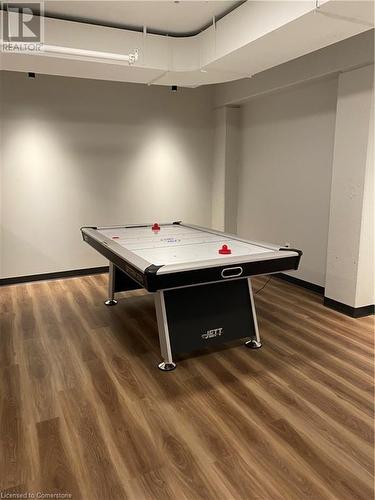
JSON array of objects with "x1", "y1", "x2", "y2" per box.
[{"x1": 0, "y1": 274, "x2": 374, "y2": 499}]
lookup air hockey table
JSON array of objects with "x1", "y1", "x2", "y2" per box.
[{"x1": 81, "y1": 222, "x2": 302, "y2": 371}]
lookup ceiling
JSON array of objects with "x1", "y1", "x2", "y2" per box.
[
  {"x1": 7, "y1": 1, "x2": 244, "y2": 36},
  {"x1": 1, "y1": 1, "x2": 373, "y2": 87}
]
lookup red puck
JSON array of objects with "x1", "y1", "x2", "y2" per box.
[
  {"x1": 219, "y1": 244, "x2": 231, "y2": 255},
  {"x1": 152, "y1": 223, "x2": 161, "y2": 231},
  {"x1": 112, "y1": 236, "x2": 120, "y2": 239}
]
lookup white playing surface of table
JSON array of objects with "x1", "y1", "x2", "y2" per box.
[{"x1": 97, "y1": 225, "x2": 273, "y2": 266}]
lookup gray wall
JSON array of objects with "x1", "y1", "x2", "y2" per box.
[
  {"x1": 1, "y1": 31, "x2": 373, "y2": 307},
  {"x1": 212, "y1": 30, "x2": 374, "y2": 305},
  {"x1": 237, "y1": 77, "x2": 338, "y2": 286},
  {"x1": 0, "y1": 72, "x2": 213, "y2": 278}
]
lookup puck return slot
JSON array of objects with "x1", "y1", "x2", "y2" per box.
[{"x1": 221, "y1": 266, "x2": 243, "y2": 279}]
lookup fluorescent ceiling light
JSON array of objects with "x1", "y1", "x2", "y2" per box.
[
  {"x1": 0, "y1": 40, "x2": 139, "y2": 65},
  {"x1": 43, "y1": 45, "x2": 139, "y2": 64}
]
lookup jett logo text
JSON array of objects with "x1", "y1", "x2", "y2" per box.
[{"x1": 202, "y1": 328, "x2": 223, "y2": 340}]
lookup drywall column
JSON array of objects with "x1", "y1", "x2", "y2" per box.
[
  {"x1": 356, "y1": 95, "x2": 374, "y2": 308},
  {"x1": 211, "y1": 108, "x2": 226, "y2": 231},
  {"x1": 325, "y1": 64, "x2": 374, "y2": 314},
  {"x1": 224, "y1": 107, "x2": 240, "y2": 233},
  {"x1": 211, "y1": 106, "x2": 240, "y2": 233},
  {"x1": 0, "y1": 74, "x2": 3, "y2": 277}
]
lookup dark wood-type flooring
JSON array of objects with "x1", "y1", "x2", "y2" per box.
[{"x1": 0, "y1": 274, "x2": 374, "y2": 499}]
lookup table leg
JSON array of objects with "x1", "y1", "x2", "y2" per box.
[
  {"x1": 104, "y1": 262, "x2": 118, "y2": 306},
  {"x1": 154, "y1": 291, "x2": 176, "y2": 371},
  {"x1": 245, "y1": 278, "x2": 262, "y2": 349}
]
